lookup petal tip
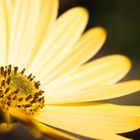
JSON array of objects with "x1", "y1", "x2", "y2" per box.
[
  {"x1": 73, "y1": 7, "x2": 89, "y2": 21},
  {"x1": 114, "y1": 55, "x2": 132, "y2": 71},
  {"x1": 121, "y1": 55, "x2": 132, "y2": 69},
  {"x1": 94, "y1": 26, "x2": 107, "y2": 41}
]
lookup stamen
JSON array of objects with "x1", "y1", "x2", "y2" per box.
[
  {"x1": 12, "y1": 95, "x2": 17, "y2": 100},
  {"x1": 14, "y1": 89, "x2": 19, "y2": 94},
  {"x1": 38, "y1": 97, "x2": 44, "y2": 102},
  {"x1": 24, "y1": 104, "x2": 30, "y2": 108},
  {"x1": 8, "y1": 65, "x2": 12, "y2": 75},
  {"x1": 1, "y1": 80, "x2": 5, "y2": 87},
  {"x1": 0, "y1": 66, "x2": 4, "y2": 76},
  {"x1": 28, "y1": 74, "x2": 32, "y2": 79},
  {"x1": 6, "y1": 77, "x2": 11, "y2": 85},
  {"x1": 30, "y1": 99, "x2": 36, "y2": 104},
  {"x1": 21, "y1": 68, "x2": 25, "y2": 75},
  {"x1": 7, "y1": 101, "x2": 11, "y2": 106},
  {"x1": 25, "y1": 95, "x2": 32, "y2": 101},
  {"x1": 18, "y1": 97, "x2": 23, "y2": 102},
  {"x1": 4, "y1": 70, "x2": 7, "y2": 78},
  {"x1": 34, "y1": 91, "x2": 43, "y2": 97},
  {"x1": 14, "y1": 67, "x2": 18, "y2": 74},
  {"x1": 5, "y1": 87, "x2": 10, "y2": 93},
  {"x1": 0, "y1": 65, "x2": 45, "y2": 115},
  {"x1": 34, "y1": 81, "x2": 40, "y2": 89},
  {"x1": 7, "y1": 95, "x2": 11, "y2": 100},
  {"x1": 29, "y1": 76, "x2": 35, "y2": 81}
]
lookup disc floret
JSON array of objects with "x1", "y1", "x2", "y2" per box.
[{"x1": 0, "y1": 65, "x2": 45, "y2": 115}]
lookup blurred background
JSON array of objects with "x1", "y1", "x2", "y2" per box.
[
  {"x1": 1, "y1": 0, "x2": 140, "y2": 140},
  {"x1": 59, "y1": 0, "x2": 140, "y2": 106},
  {"x1": 59, "y1": 0, "x2": 140, "y2": 80},
  {"x1": 59, "y1": 0, "x2": 140, "y2": 139}
]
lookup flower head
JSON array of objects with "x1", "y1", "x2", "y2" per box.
[{"x1": 0, "y1": 0, "x2": 140, "y2": 139}]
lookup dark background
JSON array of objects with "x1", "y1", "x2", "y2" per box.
[
  {"x1": 1, "y1": 0, "x2": 140, "y2": 140},
  {"x1": 59, "y1": 0, "x2": 140, "y2": 105},
  {"x1": 60, "y1": 0, "x2": 140, "y2": 80},
  {"x1": 60, "y1": 0, "x2": 140, "y2": 60},
  {"x1": 59, "y1": 1, "x2": 140, "y2": 139}
]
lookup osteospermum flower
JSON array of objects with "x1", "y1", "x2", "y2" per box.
[{"x1": 0, "y1": 0, "x2": 140, "y2": 139}]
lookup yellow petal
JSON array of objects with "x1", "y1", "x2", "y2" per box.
[
  {"x1": 0, "y1": 123, "x2": 14, "y2": 133},
  {"x1": 35, "y1": 122, "x2": 80, "y2": 140},
  {"x1": 29, "y1": 7, "x2": 88, "y2": 76},
  {"x1": 0, "y1": 0, "x2": 11, "y2": 65},
  {"x1": 36, "y1": 122, "x2": 131, "y2": 140},
  {"x1": 35, "y1": 104, "x2": 140, "y2": 139},
  {"x1": 44, "y1": 55, "x2": 131, "y2": 91},
  {"x1": 20, "y1": 0, "x2": 58, "y2": 69},
  {"x1": 8, "y1": 107, "x2": 42, "y2": 138},
  {"x1": 39, "y1": 27, "x2": 107, "y2": 84},
  {"x1": 7, "y1": 0, "x2": 58, "y2": 69},
  {"x1": 8, "y1": 108, "x2": 78, "y2": 139},
  {"x1": 46, "y1": 80, "x2": 140, "y2": 104}
]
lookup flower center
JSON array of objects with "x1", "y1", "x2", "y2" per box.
[{"x1": 0, "y1": 65, "x2": 45, "y2": 115}]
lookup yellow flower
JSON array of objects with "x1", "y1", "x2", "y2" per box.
[{"x1": 0, "y1": 0, "x2": 140, "y2": 140}]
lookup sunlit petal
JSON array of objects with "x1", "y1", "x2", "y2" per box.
[
  {"x1": 44, "y1": 55, "x2": 131, "y2": 90},
  {"x1": 29, "y1": 7, "x2": 88, "y2": 76},
  {"x1": 45, "y1": 80, "x2": 140, "y2": 104},
  {"x1": 39, "y1": 27, "x2": 107, "y2": 84},
  {"x1": 35, "y1": 104, "x2": 140, "y2": 139}
]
